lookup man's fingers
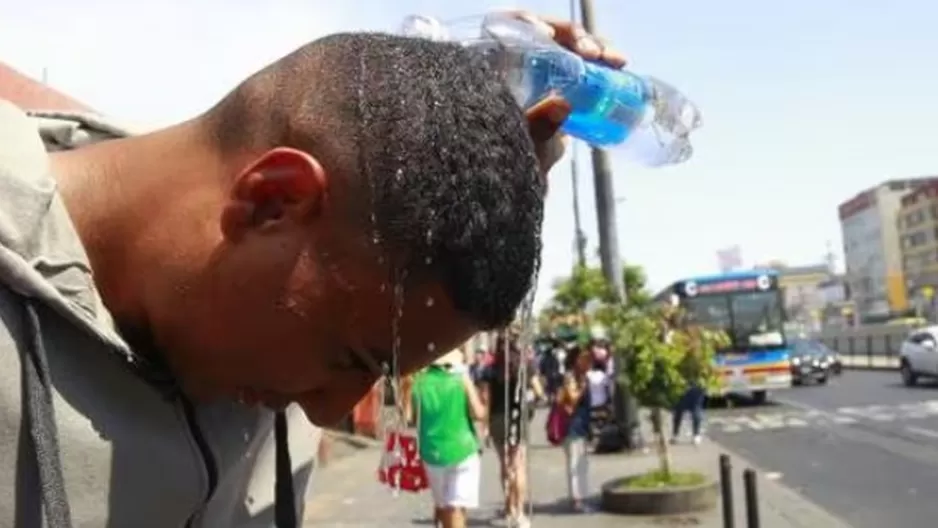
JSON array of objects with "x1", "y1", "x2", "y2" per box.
[
  {"x1": 525, "y1": 94, "x2": 571, "y2": 143},
  {"x1": 498, "y1": 9, "x2": 628, "y2": 69}
]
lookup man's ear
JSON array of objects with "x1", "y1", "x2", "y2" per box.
[{"x1": 221, "y1": 147, "x2": 327, "y2": 241}]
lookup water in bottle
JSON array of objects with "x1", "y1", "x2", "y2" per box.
[{"x1": 399, "y1": 14, "x2": 702, "y2": 167}]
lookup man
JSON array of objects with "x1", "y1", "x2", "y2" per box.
[{"x1": 0, "y1": 12, "x2": 625, "y2": 528}]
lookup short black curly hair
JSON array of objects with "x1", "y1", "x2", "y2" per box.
[{"x1": 208, "y1": 32, "x2": 545, "y2": 329}]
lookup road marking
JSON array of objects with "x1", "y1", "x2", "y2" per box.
[
  {"x1": 705, "y1": 398, "x2": 938, "y2": 435},
  {"x1": 905, "y1": 426, "x2": 938, "y2": 440}
]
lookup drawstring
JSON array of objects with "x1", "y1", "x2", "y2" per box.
[
  {"x1": 21, "y1": 301, "x2": 73, "y2": 527},
  {"x1": 273, "y1": 411, "x2": 296, "y2": 527}
]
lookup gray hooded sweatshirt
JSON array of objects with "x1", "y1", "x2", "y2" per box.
[{"x1": 0, "y1": 99, "x2": 321, "y2": 527}]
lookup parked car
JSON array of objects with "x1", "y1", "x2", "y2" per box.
[
  {"x1": 898, "y1": 325, "x2": 938, "y2": 386},
  {"x1": 789, "y1": 339, "x2": 836, "y2": 385}
]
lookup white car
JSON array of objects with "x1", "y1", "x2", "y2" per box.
[{"x1": 898, "y1": 325, "x2": 938, "y2": 386}]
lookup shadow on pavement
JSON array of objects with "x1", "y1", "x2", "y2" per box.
[{"x1": 706, "y1": 395, "x2": 782, "y2": 410}]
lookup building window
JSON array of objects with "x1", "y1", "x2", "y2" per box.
[
  {"x1": 930, "y1": 203, "x2": 938, "y2": 220},
  {"x1": 904, "y1": 230, "x2": 928, "y2": 248},
  {"x1": 905, "y1": 210, "x2": 926, "y2": 228}
]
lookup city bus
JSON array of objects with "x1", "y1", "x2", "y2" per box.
[{"x1": 656, "y1": 269, "x2": 792, "y2": 403}]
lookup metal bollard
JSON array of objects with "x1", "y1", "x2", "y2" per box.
[
  {"x1": 719, "y1": 454, "x2": 735, "y2": 528},
  {"x1": 743, "y1": 468, "x2": 760, "y2": 528}
]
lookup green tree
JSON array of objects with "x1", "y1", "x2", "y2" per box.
[
  {"x1": 544, "y1": 264, "x2": 652, "y2": 319},
  {"x1": 605, "y1": 304, "x2": 727, "y2": 479},
  {"x1": 548, "y1": 265, "x2": 610, "y2": 317}
]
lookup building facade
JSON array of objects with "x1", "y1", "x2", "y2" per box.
[
  {"x1": 776, "y1": 264, "x2": 832, "y2": 328},
  {"x1": 897, "y1": 180, "x2": 938, "y2": 317},
  {"x1": 838, "y1": 179, "x2": 935, "y2": 320}
]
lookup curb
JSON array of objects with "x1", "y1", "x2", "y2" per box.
[{"x1": 709, "y1": 442, "x2": 854, "y2": 528}]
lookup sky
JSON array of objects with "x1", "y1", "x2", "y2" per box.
[{"x1": 2, "y1": 0, "x2": 937, "y2": 310}]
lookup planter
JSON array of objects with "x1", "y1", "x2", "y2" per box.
[{"x1": 600, "y1": 474, "x2": 719, "y2": 515}]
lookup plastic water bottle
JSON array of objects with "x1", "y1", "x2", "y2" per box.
[{"x1": 400, "y1": 14, "x2": 703, "y2": 167}]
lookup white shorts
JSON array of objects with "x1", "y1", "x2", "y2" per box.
[{"x1": 425, "y1": 453, "x2": 481, "y2": 508}]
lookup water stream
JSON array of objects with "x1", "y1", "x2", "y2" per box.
[{"x1": 356, "y1": 40, "x2": 545, "y2": 511}]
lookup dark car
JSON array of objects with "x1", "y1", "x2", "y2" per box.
[
  {"x1": 790, "y1": 339, "x2": 837, "y2": 385},
  {"x1": 814, "y1": 341, "x2": 843, "y2": 375}
]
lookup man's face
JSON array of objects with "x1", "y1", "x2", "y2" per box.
[
  {"x1": 154, "y1": 148, "x2": 478, "y2": 425},
  {"x1": 162, "y1": 224, "x2": 477, "y2": 425}
]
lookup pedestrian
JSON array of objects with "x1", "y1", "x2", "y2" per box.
[
  {"x1": 408, "y1": 352, "x2": 487, "y2": 528},
  {"x1": 0, "y1": 11, "x2": 626, "y2": 526},
  {"x1": 670, "y1": 315, "x2": 708, "y2": 446},
  {"x1": 671, "y1": 384, "x2": 706, "y2": 445},
  {"x1": 586, "y1": 340, "x2": 613, "y2": 436},
  {"x1": 479, "y1": 334, "x2": 544, "y2": 527},
  {"x1": 557, "y1": 346, "x2": 594, "y2": 513}
]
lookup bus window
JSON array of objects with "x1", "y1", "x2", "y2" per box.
[{"x1": 730, "y1": 291, "x2": 785, "y2": 347}]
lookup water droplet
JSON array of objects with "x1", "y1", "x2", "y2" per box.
[
  {"x1": 426, "y1": 342, "x2": 436, "y2": 353},
  {"x1": 425, "y1": 297, "x2": 435, "y2": 307},
  {"x1": 424, "y1": 256, "x2": 433, "y2": 265}
]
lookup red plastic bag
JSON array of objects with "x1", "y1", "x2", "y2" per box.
[
  {"x1": 377, "y1": 430, "x2": 428, "y2": 493},
  {"x1": 546, "y1": 404, "x2": 570, "y2": 446}
]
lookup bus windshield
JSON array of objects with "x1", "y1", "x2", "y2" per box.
[
  {"x1": 730, "y1": 291, "x2": 785, "y2": 347},
  {"x1": 682, "y1": 290, "x2": 785, "y2": 349}
]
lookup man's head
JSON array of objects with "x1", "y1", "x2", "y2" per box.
[{"x1": 121, "y1": 33, "x2": 545, "y2": 424}]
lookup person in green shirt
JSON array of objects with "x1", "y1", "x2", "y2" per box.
[{"x1": 408, "y1": 358, "x2": 487, "y2": 528}]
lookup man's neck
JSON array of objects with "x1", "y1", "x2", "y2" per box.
[{"x1": 49, "y1": 121, "x2": 219, "y2": 330}]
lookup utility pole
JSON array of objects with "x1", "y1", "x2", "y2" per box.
[
  {"x1": 571, "y1": 134, "x2": 588, "y2": 268},
  {"x1": 577, "y1": 0, "x2": 640, "y2": 452},
  {"x1": 569, "y1": 0, "x2": 587, "y2": 270},
  {"x1": 579, "y1": 0, "x2": 626, "y2": 303}
]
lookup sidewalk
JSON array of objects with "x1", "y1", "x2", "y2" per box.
[{"x1": 304, "y1": 411, "x2": 852, "y2": 527}]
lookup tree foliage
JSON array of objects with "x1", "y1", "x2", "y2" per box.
[
  {"x1": 606, "y1": 305, "x2": 726, "y2": 409},
  {"x1": 542, "y1": 262, "x2": 729, "y2": 479},
  {"x1": 603, "y1": 302, "x2": 728, "y2": 478},
  {"x1": 543, "y1": 264, "x2": 652, "y2": 319}
]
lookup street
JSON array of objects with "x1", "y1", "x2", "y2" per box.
[{"x1": 707, "y1": 370, "x2": 938, "y2": 528}]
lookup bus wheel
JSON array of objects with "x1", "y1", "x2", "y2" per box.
[{"x1": 752, "y1": 391, "x2": 768, "y2": 405}]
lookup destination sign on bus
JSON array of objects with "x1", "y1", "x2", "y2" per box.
[{"x1": 678, "y1": 274, "x2": 775, "y2": 297}]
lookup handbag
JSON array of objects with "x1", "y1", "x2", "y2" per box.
[
  {"x1": 377, "y1": 428, "x2": 429, "y2": 493},
  {"x1": 545, "y1": 403, "x2": 570, "y2": 446}
]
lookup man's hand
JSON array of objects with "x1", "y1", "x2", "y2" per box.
[{"x1": 503, "y1": 11, "x2": 629, "y2": 178}]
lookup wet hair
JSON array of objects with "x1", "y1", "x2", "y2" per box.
[{"x1": 207, "y1": 32, "x2": 544, "y2": 329}]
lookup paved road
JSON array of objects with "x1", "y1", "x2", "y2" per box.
[{"x1": 706, "y1": 370, "x2": 938, "y2": 528}]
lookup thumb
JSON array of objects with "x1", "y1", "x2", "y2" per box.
[{"x1": 525, "y1": 94, "x2": 571, "y2": 143}]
